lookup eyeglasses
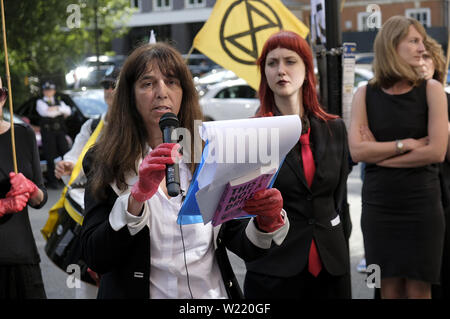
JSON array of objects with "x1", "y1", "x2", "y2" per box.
[
  {"x1": 0, "y1": 87, "x2": 8, "y2": 102},
  {"x1": 102, "y1": 81, "x2": 116, "y2": 90}
]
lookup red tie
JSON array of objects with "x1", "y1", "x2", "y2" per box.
[{"x1": 300, "y1": 127, "x2": 322, "y2": 277}]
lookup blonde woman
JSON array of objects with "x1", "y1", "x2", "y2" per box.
[{"x1": 349, "y1": 16, "x2": 448, "y2": 299}]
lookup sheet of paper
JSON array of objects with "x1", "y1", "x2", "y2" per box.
[{"x1": 194, "y1": 115, "x2": 301, "y2": 224}]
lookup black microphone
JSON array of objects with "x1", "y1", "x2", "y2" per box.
[{"x1": 159, "y1": 112, "x2": 180, "y2": 197}]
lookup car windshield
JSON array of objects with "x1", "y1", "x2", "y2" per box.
[
  {"x1": 2, "y1": 111, "x2": 25, "y2": 124},
  {"x1": 198, "y1": 69, "x2": 237, "y2": 84},
  {"x1": 70, "y1": 91, "x2": 107, "y2": 118}
]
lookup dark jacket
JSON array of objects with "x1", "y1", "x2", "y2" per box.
[
  {"x1": 80, "y1": 151, "x2": 271, "y2": 299},
  {"x1": 223, "y1": 116, "x2": 351, "y2": 277}
]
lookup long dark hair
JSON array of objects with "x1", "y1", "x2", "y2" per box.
[{"x1": 90, "y1": 43, "x2": 203, "y2": 199}]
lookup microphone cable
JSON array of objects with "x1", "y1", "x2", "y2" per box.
[{"x1": 179, "y1": 189, "x2": 194, "y2": 299}]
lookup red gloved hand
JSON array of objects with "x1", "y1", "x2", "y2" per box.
[
  {"x1": 243, "y1": 188, "x2": 284, "y2": 233},
  {"x1": 131, "y1": 143, "x2": 180, "y2": 202},
  {"x1": 87, "y1": 268, "x2": 100, "y2": 287},
  {"x1": 6, "y1": 172, "x2": 39, "y2": 198},
  {"x1": 0, "y1": 194, "x2": 30, "y2": 217}
]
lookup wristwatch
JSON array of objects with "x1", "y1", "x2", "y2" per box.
[{"x1": 395, "y1": 140, "x2": 404, "y2": 154}]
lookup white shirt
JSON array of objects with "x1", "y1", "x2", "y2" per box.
[
  {"x1": 63, "y1": 114, "x2": 105, "y2": 163},
  {"x1": 63, "y1": 114, "x2": 105, "y2": 208},
  {"x1": 108, "y1": 149, "x2": 290, "y2": 299},
  {"x1": 36, "y1": 96, "x2": 71, "y2": 118}
]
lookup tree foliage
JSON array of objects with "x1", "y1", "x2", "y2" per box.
[{"x1": 0, "y1": 0, "x2": 134, "y2": 107}]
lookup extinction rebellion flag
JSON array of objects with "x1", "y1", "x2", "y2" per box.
[{"x1": 193, "y1": 0, "x2": 309, "y2": 90}]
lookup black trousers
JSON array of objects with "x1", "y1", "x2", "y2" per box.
[
  {"x1": 41, "y1": 128, "x2": 69, "y2": 184},
  {"x1": 244, "y1": 268, "x2": 351, "y2": 299}
]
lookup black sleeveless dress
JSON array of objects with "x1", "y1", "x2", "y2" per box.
[{"x1": 361, "y1": 81, "x2": 445, "y2": 284}]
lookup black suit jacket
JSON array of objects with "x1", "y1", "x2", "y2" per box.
[
  {"x1": 80, "y1": 150, "x2": 269, "y2": 299},
  {"x1": 223, "y1": 116, "x2": 351, "y2": 277}
]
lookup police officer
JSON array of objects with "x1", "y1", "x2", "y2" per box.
[
  {"x1": 54, "y1": 66, "x2": 119, "y2": 180},
  {"x1": 36, "y1": 82, "x2": 71, "y2": 189}
]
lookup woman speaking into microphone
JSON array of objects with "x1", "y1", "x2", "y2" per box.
[{"x1": 80, "y1": 43, "x2": 290, "y2": 299}]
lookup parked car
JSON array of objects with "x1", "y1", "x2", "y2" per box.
[
  {"x1": 355, "y1": 52, "x2": 374, "y2": 71},
  {"x1": 314, "y1": 66, "x2": 373, "y2": 95},
  {"x1": 445, "y1": 70, "x2": 450, "y2": 93},
  {"x1": 65, "y1": 55, "x2": 125, "y2": 89},
  {"x1": 195, "y1": 68, "x2": 238, "y2": 97},
  {"x1": 17, "y1": 89, "x2": 107, "y2": 140},
  {"x1": 353, "y1": 67, "x2": 374, "y2": 92},
  {"x1": 196, "y1": 65, "x2": 371, "y2": 122},
  {"x1": 199, "y1": 78, "x2": 260, "y2": 121},
  {"x1": 182, "y1": 53, "x2": 220, "y2": 78},
  {"x1": 16, "y1": 89, "x2": 107, "y2": 172}
]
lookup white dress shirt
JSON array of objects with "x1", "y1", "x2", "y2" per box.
[
  {"x1": 63, "y1": 113, "x2": 105, "y2": 164},
  {"x1": 108, "y1": 148, "x2": 290, "y2": 299},
  {"x1": 36, "y1": 96, "x2": 71, "y2": 118}
]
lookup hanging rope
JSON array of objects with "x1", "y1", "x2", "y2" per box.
[{"x1": 1, "y1": 0, "x2": 17, "y2": 173}]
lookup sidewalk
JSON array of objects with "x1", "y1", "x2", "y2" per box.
[{"x1": 29, "y1": 164, "x2": 374, "y2": 299}]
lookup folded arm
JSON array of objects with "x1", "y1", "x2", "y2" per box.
[
  {"x1": 377, "y1": 80, "x2": 448, "y2": 168},
  {"x1": 349, "y1": 82, "x2": 448, "y2": 167},
  {"x1": 349, "y1": 86, "x2": 402, "y2": 163}
]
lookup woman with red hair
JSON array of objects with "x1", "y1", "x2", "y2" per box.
[{"x1": 225, "y1": 30, "x2": 352, "y2": 298}]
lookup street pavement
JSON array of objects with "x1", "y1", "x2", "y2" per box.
[{"x1": 28, "y1": 163, "x2": 374, "y2": 299}]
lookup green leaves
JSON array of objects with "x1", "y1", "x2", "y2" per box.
[{"x1": 0, "y1": 0, "x2": 132, "y2": 106}]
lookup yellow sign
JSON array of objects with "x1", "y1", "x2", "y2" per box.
[{"x1": 194, "y1": 0, "x2": 309, "y2": 90}]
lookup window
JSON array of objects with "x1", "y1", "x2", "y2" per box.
[
  {"x1": 215, "y1": 86, "x2": 256, "y2": 99},
  {"x1": 130, "y1": 0, "x2": 142, "y2": 12},
  {"x1": 354, "y1": 74, "x2": 367, "y2": 88},
  {"x1": 185, "y1": 0, "x2": 206, "y2": 9},
  {"x1": 153, "y1": 0, "x2": 172, "y2": 11},
  {"x1": 236, "y1": 86, "x2": 256, "y2": 99},
  {"x1": 405, "y1": 8, "x2": 431, "y2": 27},
  {"x1": 357, "y1": 11, "x2": 381, "y2": 31}
]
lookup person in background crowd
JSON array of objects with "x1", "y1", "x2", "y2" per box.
[
  {"x1": 54, "y1": 66, "x2": 119, "y2": 180},
  {"x1": 42, "y1": 66, "x2": 121, "y2": 297},
  {"x1": 223, "y1": 30, "x2": 352, "y2": 299},
  {"x1": 349, "y1": 16, "x2": 448, "y2": 299},
  {"x1": 0, "y1": 76, "x2": 48, "y2": 298},
  {"x1": 80, "y1": 42, "x2": 289, "y2": 299},
  {"x1": 36, "y1": 81, "x2": 71, "y2": 189},
  {"x1": 419, "y1": 37, "x2": 450, "y2": 299}
]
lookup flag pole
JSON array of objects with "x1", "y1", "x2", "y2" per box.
[
  {"x1": 184, "y1": 45, "x2": 194, "y2": 63},
  {"x1": 1, "y1": 0, "x2": 17, "y2": 173}
]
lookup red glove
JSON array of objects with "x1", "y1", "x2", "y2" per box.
[
  {"x1": 0, "y1": 194, "x2": 30, "y2": 217},
  {"x1": 243, "y1": 188, "x2": 284, "y2": 233},
  {"x1": 6, "y1": 172, "x2": 39, "y2": 198},
  {"x1": 87, "y1": 268, "x2": 100, "y2": 287},
  {"x1": 131, "y1": 143, "x2": 180, "y2": 202}
]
